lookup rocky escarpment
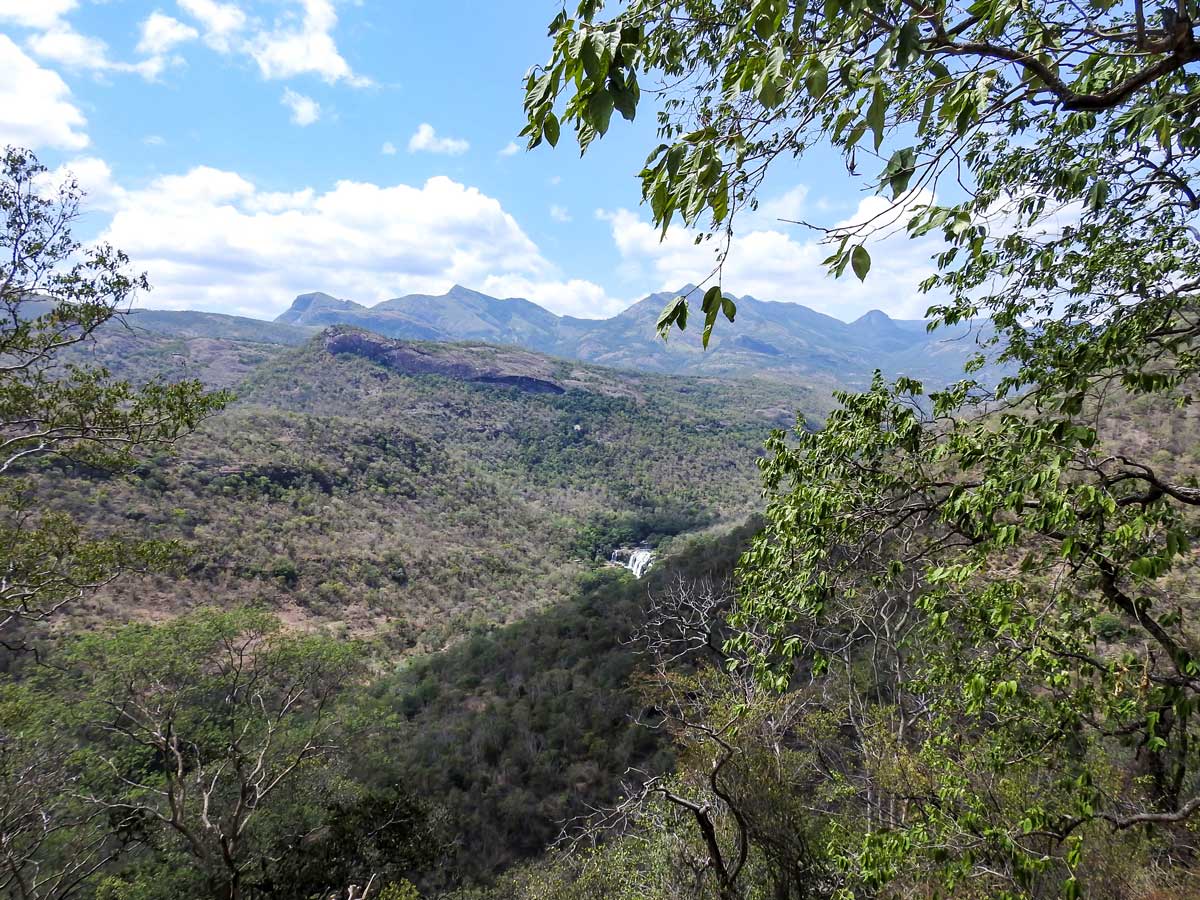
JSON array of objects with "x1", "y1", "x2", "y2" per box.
[{"x1": 323, "y1": 328, "x2": 567, "y2": 394}]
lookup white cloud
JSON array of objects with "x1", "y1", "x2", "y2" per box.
[
  {"x1": 138, "y1": 12, "x2": 198, "y2": 56},
  {"x1": 281, "y1": 88, "x2": 320, "y2": 125},
  {"x1": 2, "y1": 0, "x2": 187, "y2": 83},
  {"x1": 747, "y1": 185, "x2": 809, "y2": 227},
  {"x1": 25, "y1": 26, "x2": 111, "y2": 70},
  {"x1": 180, "y1": 0, "x2": 367, "y2": 86},
  {"x1": 599, "y1": 187, "x2": 943, "y2": 320},
  {"x1": 835, "y1": 188, "x2": 935, "y2": 235},
  {"x1": 25, "y1": 16, "x2": 184, "y2": 81},
  {"x1": 0, "y1": 0, "x2": 76, "y2": 29},
  {"x1": 381, "y1": 141, "x2": 396, "y2": 155},
  {"x1": 407, "y1": 123, "x2": 469, "y2": 155},
  {"x1": 97, "y1": 166, "x2": 618, "y2": 319},
  {"x1": 549, "y1": 204, "x2": 571, "y2": 223},
  {"x1": 131, "y1": 56, "x2": 172, "y2": 80},
  {"x1": 499, "y1": 141, "x2": 519, "y2": 157},
  {"x1": 478, "y1": 276, "x2": 628, "y2": 319},
  {"x1": 248, "y1": 0, "x2": 368, "y2": 85},
  {"x1": 0, "y1": 35, "x2": 88, "y2": 150},
  {"x1": 178, "y1": 0, "x2": 247, "y2": 53},
  {"x1": 39, "y1": 156, "x2": 124, "y2": 210},
  {"x1": 144, "y1": 134, "x2": 166, "y2": 146}
]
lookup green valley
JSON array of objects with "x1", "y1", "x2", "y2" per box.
[
  {"x1": 40, "y1": 321, "x2": 811, "y2": 647},
  {"x1": 6, "y1": 0, "x2": 1200, "y2": 893}
]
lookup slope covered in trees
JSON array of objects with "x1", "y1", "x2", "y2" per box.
[{"x1": 31, "y1": 310, "x2": 810, "y2": 645}]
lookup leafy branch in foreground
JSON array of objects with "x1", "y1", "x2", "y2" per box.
[
  {"x1": 522, "y1": 1, "x2": 1200, "y2": 896},
  {"x1": 521, "y1": 0, "x2": 1200, "y2": 377}
]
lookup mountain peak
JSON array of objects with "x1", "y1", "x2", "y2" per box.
[
  {"x1": 852, "y1": 309, "x2": 893, "y2": 326},
  {"x1": 275, "y1": 292, "x2": 364, "y2": 325},
  {"x1": 265, "y1": 284, "x2": 988, "y2": 388}
]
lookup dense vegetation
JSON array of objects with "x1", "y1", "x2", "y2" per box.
[
  {"x1": 32, "y1": 316, "x2": 800, "y2": 646},
  {"x1": 507, "y1": 0, "x2": 1200, "y2": 896},
  {"x1": 7, "y1": 0, "x2": 1200, "y2": 891},
  {"x1": 375, "y1": 520, "x2": 759, "y2": 884}
]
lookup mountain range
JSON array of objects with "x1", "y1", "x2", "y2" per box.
[{"x1": 127, "y1": 284, "x2": 991, "y2": 389}]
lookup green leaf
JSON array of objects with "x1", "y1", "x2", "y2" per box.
[
  {"x1": 754, "y1": 11, "x2": 775, "y2": 40},
  {"x1": 587, "y1": 89, "x2": 615, "y2": 135},
  {"x1": 896, "y1": 19, "x2": 921, "y2": 68},
  {"x1": 581, "y1": 34, "x2": 602, "y2": 79},
  {"x1": 711, "y1": 173, "x2": 729, "y2": 223},
  {"x1": 866, "y1": 86, "x2": 887, "y2": 151},
  {"x1": 757, "y1": 72, "x2": 782, "y2": 109},
  {"x1": 543, "y1": 112, "x2": 560, "y2": 148},
  {"x1": 612, "y1": 85, "x2": 637, "y2": 122},
  {"x1": 655, "y1": 295, "x2": 688, "y2": 338},
  {"x1": 884, "y1": 147, "x2": 916, "y2": 199},
  {"x1": 850, "y1": 244, "x2": 871, "y2": 281},
  {"x1": 805, "y1": 60, "x2": 828, "y2": 98}
]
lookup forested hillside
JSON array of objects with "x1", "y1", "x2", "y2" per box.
[
  {"x1": 6, "y1": 0, "x2": 1200, "y2": 892},
  {"x1": 374, "y1": 521, "x2": 759, "y2": 885},
  {"x1": 34, "y1": 321, "x2": 808, "y2": 646}
]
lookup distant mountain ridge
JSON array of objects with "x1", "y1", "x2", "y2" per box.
[
  {"x1": 270, "y1": 284, "x2": 990, "y2": 387},
  {"x1": 122, "y1": 284, "x2": 991, "y2": 388}
]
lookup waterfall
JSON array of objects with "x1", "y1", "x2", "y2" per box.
[{"x1": 610, "y1": 547, "x2": 654, "y2": 578}]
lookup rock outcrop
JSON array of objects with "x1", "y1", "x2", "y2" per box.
[{"x1": 323, "y1": 328, "x2": 566, "y2": 394}]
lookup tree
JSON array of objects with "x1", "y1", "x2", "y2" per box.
[
  {"x1": 0, "y1": 146, "x2": 230, "y2": 898},
  {"x1": 0, "y1": 146, "x2": 228, "y2": 635},
  {"x1": 523, "y1": 2, "x2": 1200, "y2": 896},
  {"x1": 54, "y1": 608, "x2": 362, "y2": 900},
  {"x1": 0, "y1": 684, "x2": 137, "y2": 900},
  {"x1": 257, "y1": 784, "x2": 447, "y2": 899},
  {"x1": 521, "y1": 0, "x2": 1200, "y2": 357}
]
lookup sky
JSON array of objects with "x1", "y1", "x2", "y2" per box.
[{"x1": 0, "y1": 0, "x2": 940, "y2": 322}]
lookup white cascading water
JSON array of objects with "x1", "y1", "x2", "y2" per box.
[{"x1": 611, "y1": 547, "x2": 654, "y2": 578}]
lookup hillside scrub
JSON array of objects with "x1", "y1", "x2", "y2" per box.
[{"x1": 36, "y1": 328, "x2": 798, "y2": 644}]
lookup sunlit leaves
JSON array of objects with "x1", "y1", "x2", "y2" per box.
[
  {"x1": 881, "y1": 147, "x2": 916, "y2": 199},
  {"x1": 523, "y1": 6, "x2": 1200, "y2": 888},
  {"x1": 519, "y1": 0, "x2": 1200, "y2": 346},
  {"x1": 656, "y1": 286, "x2": 737, "y2": 347},
  {"x1": 656, "y1": 295, "x2": 689, "y2": 338}
]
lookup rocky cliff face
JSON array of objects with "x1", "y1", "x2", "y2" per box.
[{"x1": 322, "y1": 328, "x2": 566, "y2": 394}]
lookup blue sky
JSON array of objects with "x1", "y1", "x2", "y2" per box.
[{"x1": 0, "y1": 0, "x2": 937, "y2": 322}]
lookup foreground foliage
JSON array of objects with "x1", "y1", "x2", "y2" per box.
[{"x1": 520, "y1": 0, "x2": 1200, "y2": 896}]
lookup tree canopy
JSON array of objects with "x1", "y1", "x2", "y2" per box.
[
  {"x1": 522, "y1": 1, "x2": 1200, "y2": 896},
  {"x1": 522, "y1": 0, "x2": 1200, "y2": 364}
]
